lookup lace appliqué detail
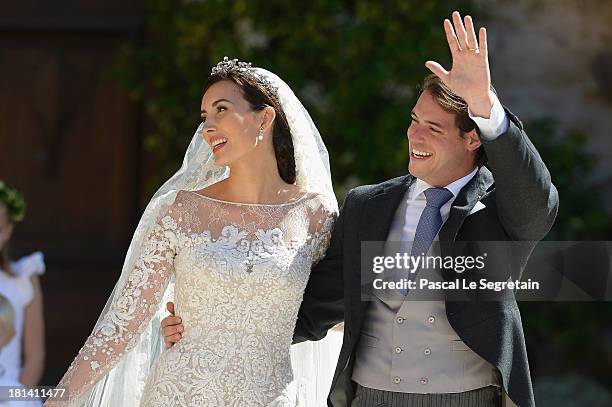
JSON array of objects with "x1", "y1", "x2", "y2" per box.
[{"x1": 53, "y1": 191, "x2": 335, "y2": 407}]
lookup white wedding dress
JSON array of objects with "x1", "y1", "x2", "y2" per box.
[{"x1": 56, "y1": 189, "x2": 336, "y2": 406}]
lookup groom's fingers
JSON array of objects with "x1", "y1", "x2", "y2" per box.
[
  {"x1": 162, "y1": 316, "x2": 184, "y2": 348},
  {"x1": 162, "y1": 316, "x2": 182, "y2": 330},
  {"x1": 444, "y1": 19, "x2": 460, "y2": 54},
  {"x1": 166, "y1": 301, "x2": 175, "y2": 315},
  {"x1": 165, "y1": 333, "x2": 182, "y2": 349},
  {"x1": 425, "y1": 61, "x2": 449, "y2": 80},
  {"x1": 464, "y1": 15, "x2": 478, "y2": 50},
  {"x1": 479, "y1": 27, "x2": 488, "y2": 59},
  {"x1": 164, "y1": 336, "x2": 175, "y2": 348},
  {"x1": 452, "y1": 11, "x2": 468, "y2": 50}
]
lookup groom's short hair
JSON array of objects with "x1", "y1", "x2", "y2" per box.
[{"x1": 419, "y1": 75, "x2": 494, "y2": 167}]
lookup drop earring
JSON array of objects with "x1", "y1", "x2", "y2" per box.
[{"x1": 258, "y1": 126, "x2": 264, "y2": 141}]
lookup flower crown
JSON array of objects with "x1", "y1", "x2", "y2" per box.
[
  {"x1": 0, "y1": 181, "x2": 26, "y2": 222},
  {"x1": 211, "y1": 57, "x2": 278, "y2": 100}
]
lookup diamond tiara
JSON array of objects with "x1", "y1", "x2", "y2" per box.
[{"x1": 211, "y1": 56, "x2": 278, "y2": 99}]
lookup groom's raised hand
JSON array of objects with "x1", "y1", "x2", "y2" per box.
[
  {"x1": 161, "y1": 301, "x2": 184, "y2": 348},
  {"x1": 425, "y1": 11, "x2": 495, "y2": 118}
]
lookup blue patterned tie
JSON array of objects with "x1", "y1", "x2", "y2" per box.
[{"x1": 399, "y1": 187, "x2": 454, "y2": 295}]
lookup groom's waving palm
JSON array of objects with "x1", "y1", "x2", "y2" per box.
[{"x1": 425, "y1": 11, "x2": 495, "y2": 119}]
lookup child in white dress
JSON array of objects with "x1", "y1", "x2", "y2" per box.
[{"x1": 0, "y1": 182, "x2": 45, "y2": 406}]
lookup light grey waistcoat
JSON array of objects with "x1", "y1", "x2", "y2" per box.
[{"x1": 351, "y1": 191, "x2": 500, "y2": 393}]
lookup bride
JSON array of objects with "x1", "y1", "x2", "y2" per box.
[{"x1": 47, "y1": 57, "x2": 340, "y2": 406}]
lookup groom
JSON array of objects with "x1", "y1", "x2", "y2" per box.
[
  {"x1": 294, "y1": 12, "x2": 556, "y2": 407},
  {"x1": 162, "y1": 12, "x2": 557, "y2": 407}
]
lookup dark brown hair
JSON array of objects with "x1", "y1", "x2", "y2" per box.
[
  {"x1": 202, "y1": 72, "x2": 296, "y2": 184},
  {"x1": 419, "y1": 74, "x2": 493, "y2": 167}
]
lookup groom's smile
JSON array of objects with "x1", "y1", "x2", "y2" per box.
[{"x1": 410, "y1": 148, "x2": 434, "y2": 159}]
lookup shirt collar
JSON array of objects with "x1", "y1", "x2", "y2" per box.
[{"x1": 410, "y1": 167, "x2": 478, "y2": 201}]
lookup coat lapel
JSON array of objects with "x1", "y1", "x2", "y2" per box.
[
  {"x1": 359, "y1": 175, "x2": 413, "y2": 243},
  {"x1": 438, "y1": 167, "x2": 494, "y2": 269},
  {"x1": 353, "y1": 175, "x2": 413, "y2": 309}
]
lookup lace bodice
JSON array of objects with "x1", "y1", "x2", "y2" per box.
[{"x1": 52, "y1": 190, "x2": 336, "y2": 406}]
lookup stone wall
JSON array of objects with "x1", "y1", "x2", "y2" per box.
[{"x1": 484, "y1": 0, "x2": 612, "y2": 206}]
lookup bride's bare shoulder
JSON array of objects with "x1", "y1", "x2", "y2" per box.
[
  {"x1": 172, "y1": 189, "x2": 207, "y2": 208},
  {"x1": 186, "y1": 180, "x2": 230, "y2": 201},
  {"x1": 177, "y1": 181, "x2": 226, "y2": 201},
  {"x1": 282, "y1": 184, "x2": 311, "y2": 201},
  {"x1": 198, "y1": 181, "x2": 228, "y2": 197}
]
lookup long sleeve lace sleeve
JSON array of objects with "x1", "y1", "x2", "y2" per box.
[
  {"x1": 308, "y1": 195, "x2": 338, "y2": 265},
  {"x1": 48, "y1": 208, "x2": 180, "y2": 406}
]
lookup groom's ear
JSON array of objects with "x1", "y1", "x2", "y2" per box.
[{"x1": 463, "y1": 129, "x2": 481, "y2": 152}]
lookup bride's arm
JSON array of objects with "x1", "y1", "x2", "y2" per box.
[{"x1": 46, "y1": 208, "x2": 180, "y2": 406}]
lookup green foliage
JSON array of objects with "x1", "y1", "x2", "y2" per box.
[
  {"x1": 525, "y1": 118, "x2": 611, "y2": 239},
  {"x1": 522, "y1": 301, "x2": 612, "y2": 390},
  {"x1": 110, "y1": 0, "x2": 477, "y2": 198},
  {"x1": 0, "y1": 181, "x2": 26, "y2": 222},
  {"x1": 520, "y1": 119, "x2": 611, "y2": 390}
]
